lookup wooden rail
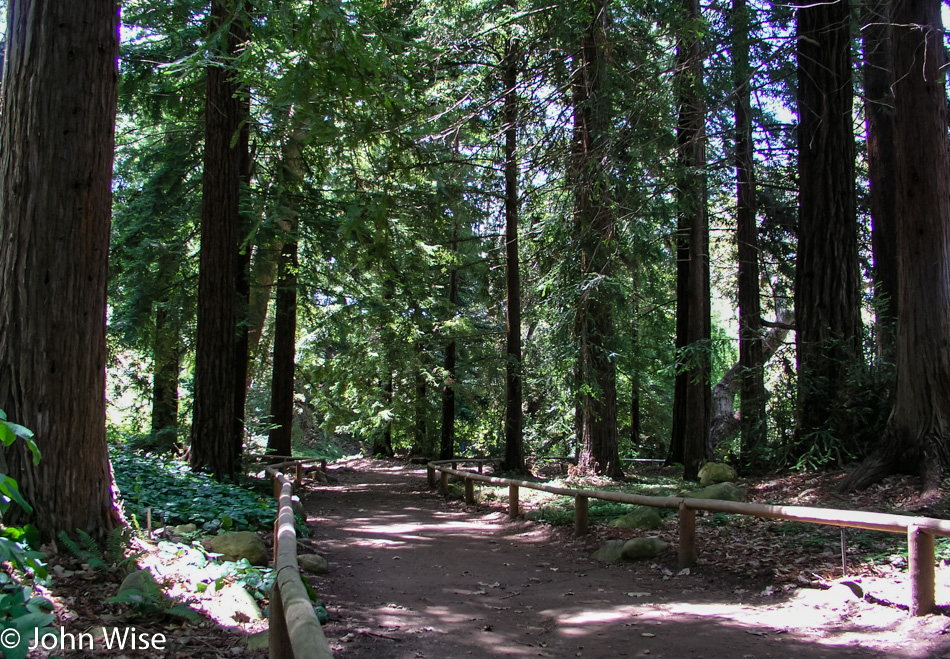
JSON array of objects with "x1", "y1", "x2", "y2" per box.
[
  {"x1": 264, "y1": 458, "x2": 332, "y2": 658},
  {"x1": 429, "y1": 459, "x2": 950, "y2": 616}
]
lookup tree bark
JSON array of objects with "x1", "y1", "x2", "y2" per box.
[
  {"x1": 267, "y1": 240, "x2": 298, "y2": 456},
  {"x1": 440, "y1": 233, "x2": 459, "y2": 461},
  {"x1": 841, "y1": 0, "x2": 950, "y2": 494},
  {"x1": 733, "y1": 0, "x2": 766, "y2": 472},
  {"x1": 572, "y1": 0, "x2": 623, "y2": 479},
  {"x1": 861, "y1": 0, "x2": 899, "y2": 362},
  {"x1": 190, "y1": 0, "x2": 247, "y2": 480},
  {"x1": 151, "y1": 303, "x2": 181, "y2": 452},
  {"x1": 668, "y1": 0, "x2": 710, "y2": 481},
  {"x1": 502, "y1": 21, "x2": 525, "y2": 474},
  {"x1": 0, "y1": 0, "x2": 121, "y2": 539},
  {"x1": 794, "y1": 0, "x2": 862, "y2": 448}
]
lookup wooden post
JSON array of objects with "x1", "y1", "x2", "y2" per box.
[
  {"x1": 273, "y1": 518, "x2": 280, "y2": 559},
  {"x1": 273, "y1": 474, "x2": 282, "y2": 500},
  {"x1": 509, "y1": 484, "x2": 519, "y2": 519},
  {"x1": 269, "y1": 580, "x2": 292, "y2": 657},
  {"x1": 295, "y1": 462, "x2": 303, "y2": 488},
  {"x1": 478, "y1": 462, "x2": 483, "y2": 474},
  {"x1": 575, "y1": 495, "x2": 589, "y2": 536},
  {"x1": 427, "y1": 466, "x2": 436, "y2": 488},
  {"x1": 909, "y1": 524, "x2": 936, "y2": 616},
  {"x1": 320, "y1": 458, "x2": 327, "y2": 472},
  {"x1": 452, "y1": 461, "x2": 458, "y2": 470},
  {"x1": 439, "y1": 471, "x2": 449, "y2": 495},
  {"x1": 465, "y1": 478, "x2": 475, "y2": 504},
  {"x1": 678, "y1": 502, "x2": 697, "y2": 568}
]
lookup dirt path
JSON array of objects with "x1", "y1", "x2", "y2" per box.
[{"x1": 300, "y1": 460, "x2": 950, "y2": 658}]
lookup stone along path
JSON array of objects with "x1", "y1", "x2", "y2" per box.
[{"x1": 298, "y1": 459, "x2": 950, "y2": 658}]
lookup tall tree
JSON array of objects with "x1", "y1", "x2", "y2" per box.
[
  {"x1": 861, "y1": 0, "x2": 898, "y2": 361},
  {"x1": 733, "y1": 0, "x2": 765, "y2": 472},
  {"x1": 572, "y1": 0, "x2": 623, "y2": 478},
  {"x1": 0, "y1": 0, "x2": 121, "y2": 539},
  {"x1": 190, "y1": 0, "x2": 248, "y2": 479},
  {"x1": 667, "y1": 0, "x2": 710, "y2": 481},
  {"x1": 842, "y1": 0, "x2": 950, "y2": 494},
  {"x1": 440, "y1": 230, "x2": 459, "y2": 460},
  {"x1": 794, "y1": 0, "x2": 861, "y2": 448},
  {"x1": 502, "y1": 2, "x2": 525, "y2": 473}
]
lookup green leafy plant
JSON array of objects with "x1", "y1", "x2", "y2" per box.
[
  {"x1": 107, "y1": 569, "x2": 198, "y2": 621},
  {"x1": 0, "y1": 410, "x2": 54, "y2": 659},
  {"x1": 58, "y1": 528, "x2": 143, "y2": 574},
  {"x1": 111, "y1": 452, "x2": 276, "y2": 532}
]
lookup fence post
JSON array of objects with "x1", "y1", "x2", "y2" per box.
[
  {"x1": 465, "y1": 478, "x2": 475, "y2": 505},
  {"x1": 273, "y1": 474, "x2": 282, "y2": 500},
  {"x1": 295, "y1": 462, "x2": 303, "y2": 488},
  {"x1": 427, "y1": 466, "x2": 436, "y2": 488},
  {"x1": 478, "y1": 462, "x2": 484, "y2": 474},
  {"x1": 269, "y1": 580, "x2": 292, "y2": 657},
  {"x1": 509, "y1": 484, "x2": 519, "y2": 519},
  {"x1": 678, "y1": 502, "x2": 697, "y2": 568},
  {"x1": 575, "y1": 495, "x2": 589, "y2": 536},
  {"x1": 439, "y1": 471, "x2": 449, "y2": 495},
  {"x1": 909, "y1": 524, "x2": 935, "y2": 616}
]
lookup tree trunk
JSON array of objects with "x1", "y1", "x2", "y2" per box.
[
  {"x1": 190, "y1": 0, "x2": 247, "y2": 480},
  {"x1": 794, "y1": 0, "x2": 862, "y2": 448},
  {"x1": 0, "y1": 0, "x2": 121, "y2": 539},
  {"x1": 669, "y1": 0, "x2": 710, "y2": 481},
  {"x1": 709, "y1": 309, "x2": 793, "y2": 457},
  {"x1": 440, "y1": 233, "x2": 459, "y2": 461},
  {"x1": 413, "y1": 345, "x2": 429, "y2": 456},
  {"x1": 151, "y1": 304, "x2": 181, "y2": 452},
  {"x1": 733, "y1": 0, "x2": 766, "y2": 472},
  {"x1": 841, "y1": 0, "x2": 950, "y2": 495},
  {"x1": 861, "y1": 0, "x2": 899, "y2": 362},
  {"x1": 372, "y1": 371, "x2": 395, "y2": 457},
  {"x1": 502, "y1": 22, "x2": 525, "y2": 474},
  {"x1": 572, "y1": 0, "x2": 623, "y2": 479},
  {"x1": 267, "y1": 240, "x2": 298, "y2": 456}
]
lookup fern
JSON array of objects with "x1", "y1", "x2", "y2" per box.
[
  {"x1": 58, "y1": 529, "x2": 107, "y2": 570},
  {"x1": 58, "y1": 528, "x2": 142, "y2": 574}
]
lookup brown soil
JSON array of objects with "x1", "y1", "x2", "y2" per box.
[{"x1": 304, "y1": 459, "x2": 950, "y2": 659}]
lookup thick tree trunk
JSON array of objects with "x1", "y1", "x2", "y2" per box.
[
  {"x1": 0, "y1": 0, "x2": 121, "y2": 539},
  {"x1": 733, "y1": 0, "x2": 766, "y2": 472},
  {"x1": 794, "y1": 0, "x2": 862, "y2": 447},
  {"x1": 841, "y1": 0, "x2": 950, "y2": 494},
  {"x1": 669, "y1": 0, "x2": 710, "y2": 481},
  {"x1": 190, "y1": 0, "x2": 247, "y2": 480},
  {"x1": 502, "y1": 26, "x2": 525, "y2": 474},
  {"x1": 372, "y1": 371, "x2": 395, "y2": 457},
  {"x1": 413, "y1": 346, "x2": 429, "y2": 456},
  {"x1": 267, "y1": 240, "x2": 298, "y2": 456},
  {"x1": 572, "y1": 0, "x2": 623, "y2": 479},
  {"x1": 151, "y1": 304, "x2": 181, "y2": 451},
  {"x1": 861, "y1": 0, "x2": 899, "y2": 362}
]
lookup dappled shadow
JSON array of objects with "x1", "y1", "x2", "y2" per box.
[{"x1": 300, "y1": 463, "x2": 950, "y2": 658}]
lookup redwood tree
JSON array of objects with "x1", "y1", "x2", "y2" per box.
[
  {"x1": 842, "y1": 0, "x2": 950, "y2": 494},
  {"x1": 190, "y1": 0, "x2": 248, "y2": 479},
  {"x1": 573, "y1": 0, "x2": 623, "y2": 478},
  {"x1": 667, "y1": 0, "x2": 710, "y2": 481},
  {"x1": 0, "y1": 0, "x2": 121, "y2": 539},
  {"x1": 794, "y1": 0, "x2": 861, "y2": 448}
]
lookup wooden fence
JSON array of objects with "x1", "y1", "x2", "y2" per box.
[
  {"x1": 263, "y1": 458, "x2": 333, "y2": 659},
  {"x1": 428, "y1": 458, "x2": 950, "y2": 616}
]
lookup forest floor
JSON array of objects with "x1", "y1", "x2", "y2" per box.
[{"x1": 27, "y1": 458, "x2": 950, "y2": 658}]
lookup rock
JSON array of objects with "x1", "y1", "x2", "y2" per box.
[
  {"x1": 591, "y1": 539, "x2": 627, "y2": 562},
  {"x1": 215, "y1": 584, "x2": 263, "y2": 623},
  {"x1": 246, "y1": 630, "x2": 269, "y2": 650},
  {"x1": 698, "y1": 462, "x2": 737, "y2": 487},
  {"x1": 620, "y1": 537, "x2": 669, "y2": 560},
  {"x1": 117, "y1": 569, "x2": 158, "y2": 602},
  {"x1": 209, "y1": 531, "x2": 268, "y2": 566},
  {"x1": 311, "y1": 470, "x2": 329, "y2": 484},
  {"x1": 685, "y1": 482, "x2": 747, "y2": 502},
  {"x1": 609, "y1": 506, "x2": 663, "y2": 530},
  {"x1": 291, "y1": 496, "x2": 305, "y2": 518},
  {"x1": 173, "y1": 523, "x2": 197, "y2": 535},
  {"x1": 298, "y1": 553, "x2": 329, "y2": 574}
]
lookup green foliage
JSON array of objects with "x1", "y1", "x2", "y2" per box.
[
  {"x1": 57, "y1": 528, "x2": 143, "y2": 575},
  {"x1": 112, "y1": 452, "x2": 276, "y2": 532},
  {"x1": 154, "y1": 540, "x2": 274, "y2": 602},
  {"x1": 0, "y1": 410, "x2": 51, "y2": 659}
]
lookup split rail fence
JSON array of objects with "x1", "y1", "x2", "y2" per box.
[
  {"x1": 428, "y1": 458, "x2": 950, "y2": 616},
  {"x1": 262, "y1": 457, "x2": 332, "y2": 659}
]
